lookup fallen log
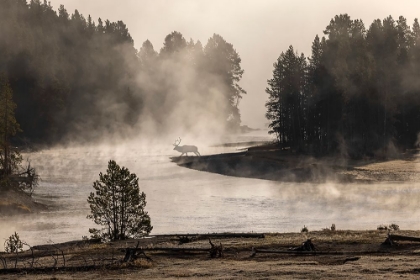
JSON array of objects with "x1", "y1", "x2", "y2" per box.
[
  {"x1": 32, "y1": 238, "x2": 101, "y2": 250},
  {"x1": 123, "y1": 247, "x2": 365, "y2": 256},
  {"x1": 343, "y1": 257, "x2": 360, "y2": 263},
  {"x1": 387, "y1": 234, "x2": 420, "y2": 242},
  {"x1": 383, "y1": 233, "x2": 420, "y2": 245},
  {"x1": 290, "y1": 239, "x2": 316, "y2": 251},
  {"x1": 251, "y1": 248, "x2": 381, "y2": 256},
  {"x1": 119, "y1": 242, "x2": 224, "y2": 258},
  {"x1": 119, "y1": 247, "x2": 210, "y2": 253},
  {"x1": 153, "y1": 233, "x2": 265, "y2": 239},
  {"x1": 0, "y1": 265, "x2": 100, "y2": 274}
]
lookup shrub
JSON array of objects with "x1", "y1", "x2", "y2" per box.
[
  {"x1": 377, "y1": 224, "x2": 388, "y2": 231},
  {"x1": 389, "y1": 223, "x2": 400, "y2": 231},
  {"x1": 4, "y1": 232, "x2": 23, "y2": 253}
]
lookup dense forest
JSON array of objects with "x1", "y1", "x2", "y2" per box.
[
  {"x1": 3, "y1": 1, "x2": 419, "y2": 157},
  {"x1": 0, "y1": 0, "x2": 246, "y2": 145},
  {"x1": 266, "y1": 14, "x2": 420, "y2": 158}
]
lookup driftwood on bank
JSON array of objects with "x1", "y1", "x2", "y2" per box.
[
  {"x1": 119, "y1": 238, "x2": 224, "y2": 258},
  {"x1": 154, "y1": 233, "x2": 265, "y2": 240},
  {"x1": 121, "y1": 247, "x2": 210, "y2": 253},
  {"x1": 251, "y1": 239, "x2": 360, "y2": 260},
  {"x1": 290, "y1": 239, "x2": 316, "y2": 251},
  {"x1": 383, "y1": 233, "x2": 420, "y2": 245},
  {"x1": 209, "y1": 239, "x2": 223, "y2": 258},
  {"x1": 122, "y1": 241, "x2": 152, "y2": 263},
  {"x1": 119, "y1": 246, "x2": 223, "y2": 258},
  {"x1": 251, "y1": 248, "x2": 372, "y2": 255}
]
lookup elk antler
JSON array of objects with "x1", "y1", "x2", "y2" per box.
[{"x1": 173, "y1": 137, "x2": 182, "y2": 146}]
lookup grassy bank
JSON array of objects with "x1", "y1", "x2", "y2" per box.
[{"x1": 2, "y1": 230, "x2": 420, "y2": 279}]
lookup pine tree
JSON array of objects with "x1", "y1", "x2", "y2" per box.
[
  {"x1": 204, "y1": 34, "x2": 246, "y2": 130},
  {"x1": 265, "y1": 46, "x2": 307, "y2": 150},
  {"x1": 0, "y1": 75, "x2": 21, "y2": 176},
  {"x1": 87, "y1": 160, "x2": 152, "y2": 241},
  {"x1": 306, "y1": 35, "x2": 324, "y2": 150},
  {"x1": 160, "y1": 31, "x2": 187, "y2": 58}
]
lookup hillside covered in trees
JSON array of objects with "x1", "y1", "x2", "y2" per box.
[
  {"x1": 266, "y1": 14, "x2": 420, "y2": 158},
  {"x1": 0, "y1": 0, "x2": 246, "y2": 145}
]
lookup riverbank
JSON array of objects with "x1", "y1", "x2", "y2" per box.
[
  {"x1": 2, "y1": 230, "x2": 420, "y2": 279},
  {"x1": 0, "y1": 188, "x2": 47, "y2": 216},
  {"x1": 0, "y1": 143, "x2": 419, "y2": 278},
  {"x1": 172, "y1": 144, "x2": 420, "y2": 183}
]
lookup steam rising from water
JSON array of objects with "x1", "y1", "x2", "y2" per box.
[{"x1": 0, "y1": 130, "x2": 419, "y2": 247}]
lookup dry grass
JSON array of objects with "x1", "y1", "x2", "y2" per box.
[{"x1": 3, "y1": 231, "x2": 420, "y2": 279}]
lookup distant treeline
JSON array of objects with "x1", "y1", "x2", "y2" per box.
[
  {"x1": 0, "y1": 0, "x2": 245, "y2": 145},
  {"x1": 266, "y1": 14, "x2": 420, "y2": 158}
]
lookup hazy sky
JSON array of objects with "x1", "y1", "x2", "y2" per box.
[{"x1": 47, "y1": 0, "x2": 420, "y2": 128}]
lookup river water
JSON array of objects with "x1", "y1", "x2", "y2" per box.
[{"x1": 1, "y1": 130, "x2": 420, "y2": 246}]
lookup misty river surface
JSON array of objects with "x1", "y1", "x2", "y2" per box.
[{"x1": 2, "y1": 131, "x2": 420, "y2": 246}]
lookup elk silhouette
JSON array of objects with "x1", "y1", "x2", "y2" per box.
[{"x1": 173, "y1": 138, "x2": 201, "y2": 156}]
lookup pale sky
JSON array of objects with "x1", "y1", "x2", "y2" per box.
[{"x1": 47, "y1": 0, "x2": 420, "y2": 128}]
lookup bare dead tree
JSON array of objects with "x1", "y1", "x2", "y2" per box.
[
  {"x1": 21, "y1": 242, "x2": 34, "y2": 269},
  {"x1": 0, "y1": 256, "x2": 7, "y2": 269},
  {"x1": 209, "y1": 238, "x2": 223, "y2": 258},
  {"x1": 46, "y1": 243, "x2": 65, "y2": 268}
]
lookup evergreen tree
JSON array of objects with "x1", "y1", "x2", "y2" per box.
[
  {"x1": 87, "y1": 160, "x2": 152, "y2": 241},
  {"x1": 0, "y1": 75, "x2": 21, "y2": 176},
  {"x1": 160, "y1": 31, "x2": 187, "y2": 59},
  {"x1": 204, "y1": 34, "x2": 246, "y2": 130},
  {"x1": 139, "y1": 40, "x2": 158, "y2": 67},
  {"x1": 266, "y1": 14, "x2": 420, "y2": 157},
  {"x1": 306, "y1": 35, "x2": 325, "y2": 150},
  {"x1": 266, "y1": 46, "x2": 307, "y2": 150}
]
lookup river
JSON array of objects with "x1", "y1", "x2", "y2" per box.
[{"x1": 1, "y1": 130, "x2": 420, "y2": 246}]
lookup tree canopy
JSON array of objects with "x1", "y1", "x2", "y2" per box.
[
  {"x1": 0, "y1": 1, "x2": 247, "y2": 144},
  {"x1": 266, "y1": 14, "x2": 420, "y2": 157}
]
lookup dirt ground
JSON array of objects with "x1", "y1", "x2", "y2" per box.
[{"x1": 2, "y1": 230, "x2": 420, "y2": 279}]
